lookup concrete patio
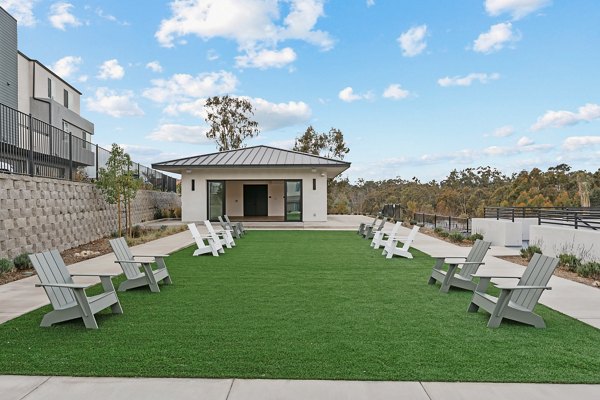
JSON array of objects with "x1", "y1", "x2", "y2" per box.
[{"x1": 1, "y1": 215, "x2": 599, "y2": 399}]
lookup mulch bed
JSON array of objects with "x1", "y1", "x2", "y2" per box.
[{"x1": 497, "y1": 255, "x2": 600, "y2": 289}]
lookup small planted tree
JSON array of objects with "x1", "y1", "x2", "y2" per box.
[
  {"x1": 204, "y1": 95, "x2": 260, "y2": 151},
  {"x1": 96, "y1": 144, "x2": 140, "y2": 237}
]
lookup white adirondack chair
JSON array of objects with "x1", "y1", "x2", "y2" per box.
[
  {"x1": 428, "y1": 239, "x2": 491, "y2": 293},
  {"x1": 204, "y1": 220, "x2": 235, "y2": 248},
  {"x1": 225, "y1": 215, "x2": 245, "y2": 236},
  {"x1": 468, "y1": 253, "x2": 559, "y2": 328},
  {"x1": 29, "y1": 250, "x2": 123, "y2": 329},
  {"x1": 109, "y1": 237, "x2": 172, "y2": 293},
  {"x1": 218, "y1": 216, "x2": 242, "y2": 239},
  {"x1": 382, "y1": 225, "x2": 420, "y2": 259},
  {"x1": 371, "y1": 221, "x2": 402, "y2": 249},
  {"x1": 188, "y1": 223, "x2": 223, "y2": 256}
]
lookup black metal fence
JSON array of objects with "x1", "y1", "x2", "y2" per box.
[
  {"x1": 412, "y1": 212, "x2": 470, "y2": 233},
  {"x1": 381, "y1": 204, "x2": 470, "y2": 233},
  {"x1": 0, "y1": 102, "x2": 176, "y2": 192},
  {"x1": 484, "y1": 206, "x2": 600, "y2": 230}
]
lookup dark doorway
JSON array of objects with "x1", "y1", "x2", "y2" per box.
[{"x1": 244, "y1": 185, "x2": 268, "y2": 216}]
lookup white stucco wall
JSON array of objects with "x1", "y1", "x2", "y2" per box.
[
  {"x1": 225, "y1": 180, "x2": 285, "y2": 217},
  {"x1": 471, "y1": 218, "x2": 523, "y2": 247},
  {"x1": 530, "y1": 225, "x2": 600, "y2": 262},
  {"x1": 181, "y1": 168, "x2": 328, "y2": 222}
]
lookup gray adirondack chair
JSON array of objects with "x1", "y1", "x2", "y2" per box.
[
  {"x1": 358, "y1": 213, "x2": 380, "y2": 236},
  {"x1": 225, "y1": 215, "x2": 245, "y2": 236},
  {"x1": 218, "y1": 216, "x2": 242, "y2": 239},
  {"x1": 29, "y1": 250, "x2": 123, "y2": 329},
  {"x1": 428, "y1": 239, "x2": 492, "y2": 293},
  {"x1": 363, "y1": 217, "x2": 386, "y2": 239},
  {"x1": 188, "y1": 223, "x2": 223, "y2": 256},
  {"x1": 109, "y1": 237, "x2": 172, "y2": 293},
  {"x1": 382, "y1": 225, "x2": 419, "y2": 259},
  {"x1": 467, "y1": 253, "x2": 559, "y2": 328}
]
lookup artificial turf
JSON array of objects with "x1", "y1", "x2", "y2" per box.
[{"x1": 0, "y1": 230, "x2": 599, "y2": 382}]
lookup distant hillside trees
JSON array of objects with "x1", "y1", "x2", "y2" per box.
[{"x1": 328, "y1": 164, "x2": 600, "y2": 217}]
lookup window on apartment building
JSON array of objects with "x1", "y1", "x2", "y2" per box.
[
  {"x1": 47, "y1": 78, "x2": 52, "y2": 98},
  {"x1": 64, "y1": 89, "x2": 69, "y2": 108}
]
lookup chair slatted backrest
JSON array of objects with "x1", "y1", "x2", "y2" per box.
[
  {"x1": 29, "y1": 250, "x2": 76, "y2": 309},
  {"x1": 389, "y1": 222, "x2": 401, "y2": 237},
  {"x1": 188, "y1": 223, "x2": 206, "y2": 246},
  {"x1": 400, "y1": 226, "x2": 420, "y2": 251},
  {"x1": 375, "y1": 218, "x2": 386, "y2": 232},
  {"x1": 224, "y1": 215, "x2": 238, "y2": 228},
  {"x1": 512, "y1": 253, "x2": 559, "y2": 311},
  {"x1": 218, "y1": 216, "x2": 229, "y2": 231},
  {"x1": 204, "y1": 220, "x2": 223, "y2": 247},
  {"x1": 109, "y1": 237, "x2": 140, "y2": 279},
  {"x1": 457, "y1": 239, "x2": 492, "y2": 279}
]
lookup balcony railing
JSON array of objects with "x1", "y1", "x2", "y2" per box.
[
  {"x1": 0, "y1": 102, "x2": 177, "y2": 192},
  {"x1": 484, "y1": 207, "x2": 600, "y2": 230}
]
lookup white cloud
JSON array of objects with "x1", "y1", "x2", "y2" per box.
[
  {"x1": 247, "y1": 97, "x2": 312, "y2": 131},
  {"x1": 338, "y1": 87, "x2": 372, "y2": 102},
  {"x1": 267, "y1": 139, "x2": 296, "y2": 149},
  {"x1": 397, "y1": 25, "x2": 427, "y2": 57},
  {"x1": 97, "y1": 59, "x2": 125, "y2": 80},
  {"x1": 491, "y1": 125, "x2": 515, "y2": 137},
  {"x1": 86, "y1": 88, "x2": 144, "y2": 118},
  {"x1": 146, "y1": 61, "x2": 163, "y2": 73},
  {"x1": 50, "y1": 56, "x2": 82, "y2": 79},
  {"x1": 517, "y1": 136, "x2": 534, "y2": 146},
  {"x1": 77, "y1": 75, "x2": 88, "y2": 83},
  {"x1": 485, "y1": 0, "x2": 551, "y2": 20},
  {"x1": 155, "y1": 0, "x2": 334, "y2": 69},
  {"x1": 563, "y1": 136, "x2": 600, "y2": 151},
  {"x1": 207, "y1": 49, "x2": 220, "y2": 61},
  {"x1": 438, "y1": 72, "x2": 500, "y2": 87},
  {"x1": 366, "y1": 0, "x2": 375, "y2": 7},
  {"x1": 473, "y1": 22, "x2": 520, "y2": 54},
  {"x1": 235, "y1": 47, "x2": 297, "y2": 69},
  {"x1": 382, "y1": 84, "x2": 410, "y2": 100},
  {"x1": 94, "y1": 7, "x2": 129, "y2": 26},
  {"x1": 163, "y1": 96, "x2": 312, "y2": 132},
  {"x1": 147, "y1": 124, "x2": 211, "y2": 144},
  {"x1": 48, "y1": 2, "x2": 81, "y2": 30},
  {"x1": 531, "y1": 103, "x2": 600, "y2": 131},
  {"x1": 0, "y1": 0, "x2": 37, "y2": 26},
  {"x1": 143, "y1": 71, "x2": 238, "y2": 103}
]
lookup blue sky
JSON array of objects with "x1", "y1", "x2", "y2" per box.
[{"x1": 3, "y1": 0, "x2": 600, "y2": 181}]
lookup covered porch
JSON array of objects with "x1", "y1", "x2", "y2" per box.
[{"x1": 208, "y1": 179, "x2": 303, "y2": 222}]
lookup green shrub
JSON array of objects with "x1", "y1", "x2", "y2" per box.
[
  {"x1": 558, "y1": 253, "x2": 582, "y2": 272},
  {"x1": 433, "y1": 227, "x2": 444, "y2": 234},
  {"x1": 130, "y1": 225, "x2": 143, "y2": 238},
  {"x1": 577, "y1": 262, "x2": 600, "y2": 280},
  {"x1": 0, "y1": 259, "x2": 14, "y2": 274},
  {"x1": 448, "y1": 232, "x2": 464, "y2": 243},
  {"x1": 439, "y1": 231, "x2": 449, "y2": 238},
  {"x1": 520, "y1": 245, "x2": 542, "y2": 260},
  {"x1": 153, "y1": 208, "x2": 163, "y2": 220},
  {"x1": 469, "y1": 233, "x2": 484, "y2": 241},
  {"x1": 13, "y1": 253, "x2": 32, "y2": 271}
]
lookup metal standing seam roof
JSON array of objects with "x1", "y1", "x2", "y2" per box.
[{"x1": 152, "y1": 145, "x2": 351, "y2": 169}]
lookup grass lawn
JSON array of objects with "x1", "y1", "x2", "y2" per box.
[{"x1": 0, "y1": 230, "x2": 599, "y2": 382}]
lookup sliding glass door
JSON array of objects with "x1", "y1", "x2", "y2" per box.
[
  {"x1": 285, "y1": 180, "x2": 302, "y2": 221},
  {"x1": 207, "y1": 180, "x2": 225, "y2": 221}
]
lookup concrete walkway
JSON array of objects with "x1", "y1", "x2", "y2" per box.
[
  {"x1": 3, "y1": 376, "x2": 600, "y2": 400},
  {"x1": 1, "y1": 215, "x2": 600, "y2": 399}
]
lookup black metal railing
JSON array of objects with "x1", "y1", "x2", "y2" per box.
[
  {"x1": 381, "y1": 204, "x2": 403, "y2": 221},
  {"x1": 484, "y1": 206, "x2": 600, "y2": 230},
  {"x1": 0, "y1": 102, "x2": 177, "y2": 192},
  {"x1": 412, "y1": 212, "x2": 470, "y2": 233}
]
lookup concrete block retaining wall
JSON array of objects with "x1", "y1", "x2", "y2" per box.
[
  {"x1": 530, "y1": 225, "x2": 600, "y2": 263},
  {"x1": 0, "y1": 174, "x2": 181, "y2": 258}
]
